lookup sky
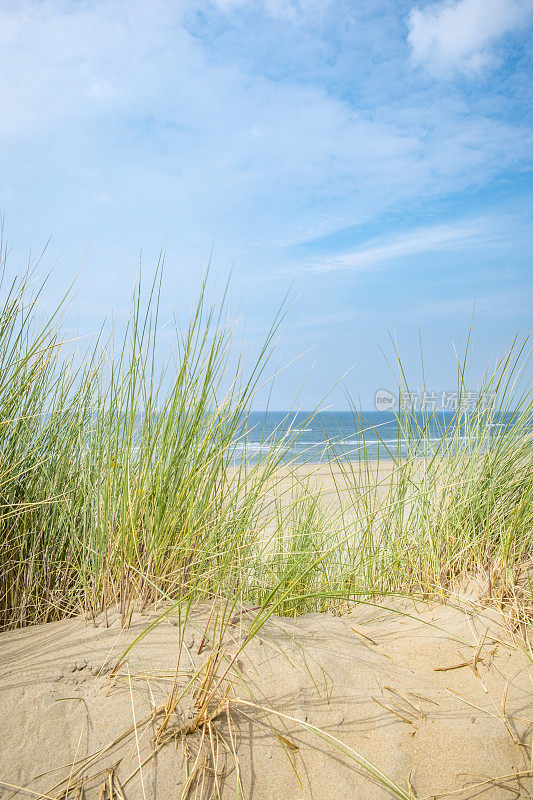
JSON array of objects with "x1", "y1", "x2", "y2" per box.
[{"x1": 0, "y1": 0, "x2": 532, "y2": 409}]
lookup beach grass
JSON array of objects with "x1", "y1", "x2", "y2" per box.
[
  {"x1": 0, "y1": 264, "x2": 531, "y2": 633},
  {"x1": 1, "y1": 263, "x2": 532, "y2": 800}
]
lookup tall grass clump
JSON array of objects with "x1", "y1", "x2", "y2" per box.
[
  {"x1": 0, "y1": 254, "x2": 531, "y2": 635},
  {"x1": 310, "y1": 339, "x2": 533, "y2": 621},
  {"x1": 0, "y1": 263, "x2": 307, "y2": 630}
]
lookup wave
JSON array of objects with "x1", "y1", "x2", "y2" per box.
[
  {"x1": 286, "y1": 435, "x2": 468, "y2": 447},
  {"x1": 234, "y1": 435, "x2": 461, "y2": 451}
]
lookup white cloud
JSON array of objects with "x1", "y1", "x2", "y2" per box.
[
  {"x1": 305, "y1": 217, "x2": 502, "y2": 274},
  {"x1": 408, "y1": 0, "x2": 533, "y2": 75}
]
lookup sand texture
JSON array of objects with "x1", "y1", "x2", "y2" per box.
[{"x1": 0, "y1": 600, "x2": 531, "y2": 799}]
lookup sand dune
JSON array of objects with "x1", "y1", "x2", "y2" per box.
[{"x1": 0, "y1": 599, "x2": 531, "y2": 799}]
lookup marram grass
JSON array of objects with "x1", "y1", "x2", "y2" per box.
[
  {"x1": 0, "y1": 265, "x2": 296, "y2": 628},
  {"x1": 0, "y1": 264, "x2": 531, "y2": 633}
]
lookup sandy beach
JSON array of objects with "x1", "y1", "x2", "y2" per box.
[
  {"x1": 0, "y1": 597, "x2": 531, "y2": 799},
  {"x1": 1, "y1": 453, "x2": 532, "y2": 799}
]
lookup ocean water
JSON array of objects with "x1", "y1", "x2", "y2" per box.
[{"x1": 234, "y1": 410, "x2": 507, "y2": 464}]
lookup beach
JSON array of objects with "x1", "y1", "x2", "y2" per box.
[
  {"x1": 1, "y1": 456, "x2": 532, "y2": 799},
  {"x1": 1, "y1": 0, "x2": 532, "y2": 793},
  {"x1": 0, "y1": 276, "x2": 530, "y2": 800},
  {"x1": 0, "y1": 596, "x2": 531, "y2": 799}
]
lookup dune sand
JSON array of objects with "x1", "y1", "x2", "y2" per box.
[{"x1": 0, "y1": 598, "x2": 531, "y2": 799}]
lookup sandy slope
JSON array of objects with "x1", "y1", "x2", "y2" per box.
[{"x1": 0, "y1": 600, "x2": 531, "y2": 799}]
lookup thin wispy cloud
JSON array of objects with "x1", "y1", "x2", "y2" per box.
[{"x1": 305, "y1": 217, "x2": 504, "y2": 275}]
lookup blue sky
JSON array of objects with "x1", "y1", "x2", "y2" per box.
[{"x1": 0, "y1": 0, "x2": 532, "y2": 409}]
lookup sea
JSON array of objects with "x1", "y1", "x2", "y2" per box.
[{"x1": 234, "y1": 410, "x2": 508, "y2": 464}]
